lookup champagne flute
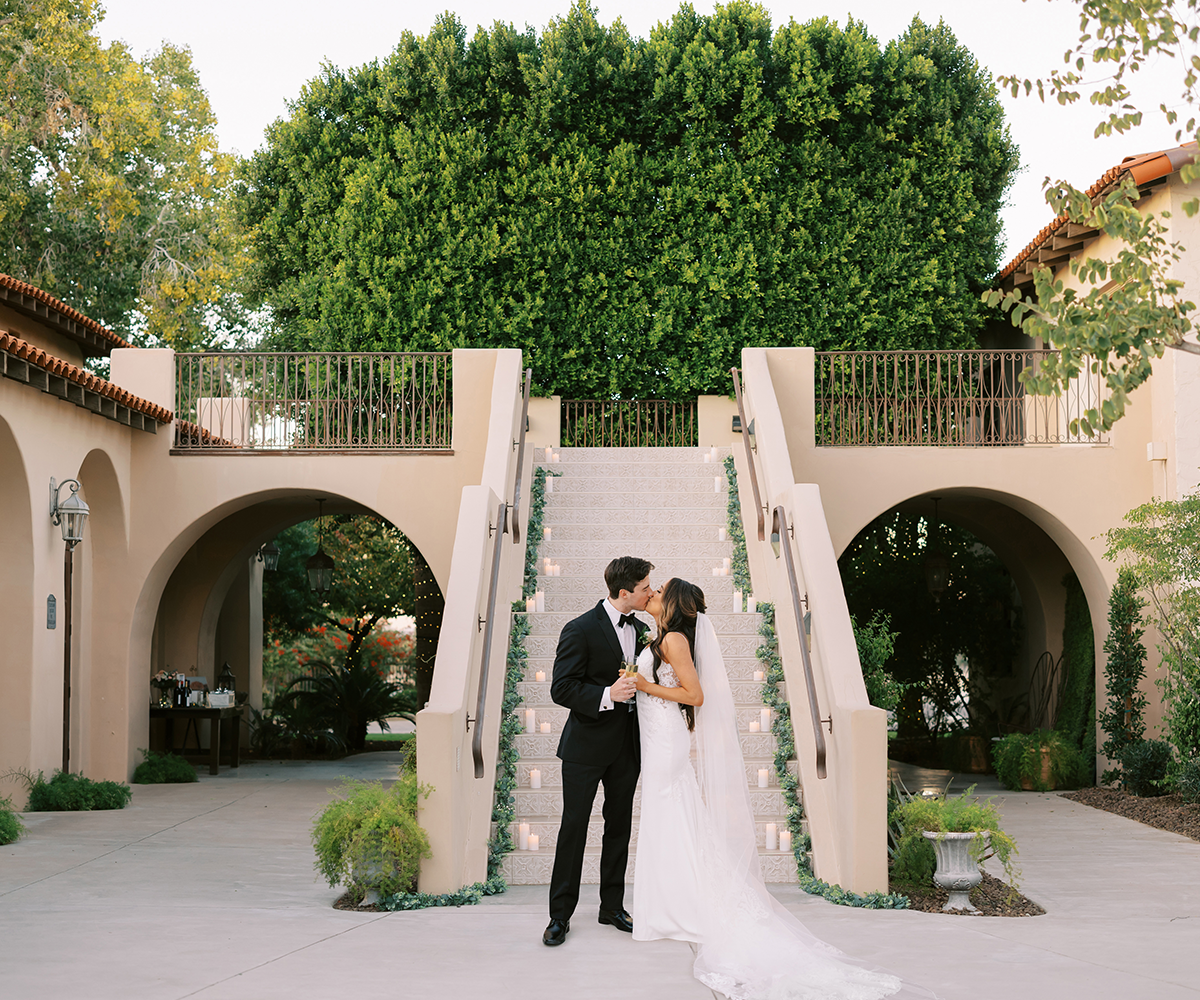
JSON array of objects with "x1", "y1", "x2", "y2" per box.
[{"x1": 622, "y1": 661, "x2": 639, "y2": 710}]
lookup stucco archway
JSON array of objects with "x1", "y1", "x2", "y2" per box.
[{"x1": 0, "y1": 416, "x2": 34, "y2": 793}]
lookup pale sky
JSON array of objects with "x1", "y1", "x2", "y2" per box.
[{"x1": 97, "y1": 0, "x2": 1194, "y2": 262}]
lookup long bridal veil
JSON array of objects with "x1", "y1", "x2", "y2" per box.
[{"x1": 690, "y1": 613, "x2": 936, "y2": 1000}]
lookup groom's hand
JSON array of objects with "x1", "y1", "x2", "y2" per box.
[{"x1": 610, "y1": 676, "x2": 637, "y2": 703}]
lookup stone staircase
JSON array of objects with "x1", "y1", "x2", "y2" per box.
[{"x1": 500, "y1": 446, "x2": 802, "y2": 885}]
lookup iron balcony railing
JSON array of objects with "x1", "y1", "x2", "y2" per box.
[
  {"x1": 815, "y1": 350, "x2": 1108, "y2": 447},
  {"x1": 560, "y1": 398, "x2": 697, "y2": 447},
  {"x1": 173, "y1": 352, "x2": 451, "y2": 452}
]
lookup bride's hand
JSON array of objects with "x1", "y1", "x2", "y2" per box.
[{"x1": 634, "y1": 672, "x2": 651, "y2": 692}]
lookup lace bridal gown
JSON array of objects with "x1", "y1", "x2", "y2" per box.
[{"x1": 631, "y1": 615, "x2": 932, "y2": 1000}]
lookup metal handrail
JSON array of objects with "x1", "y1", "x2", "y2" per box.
[
  {"x1": 472, "y1": 500, "x2": 509, "y2": 778},
  {"x1": 510, "y1": 369, "x2": 532, "y2": 544},
  {"x1": 772, "y1": 505, "x2": 828, "y2": 780},
  {"x1": 730, "y1": 367, "x2": 766, "y2": 541}
]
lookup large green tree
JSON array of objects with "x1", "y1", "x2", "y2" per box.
[
  {"x1": 238, "y1": 2, "x2": 1018, "y2": 399},
  {"x1": 0, "y1": 0, "x2": 246, "y2": 348}
]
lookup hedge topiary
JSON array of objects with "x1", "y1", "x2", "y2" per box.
[
  {"x1": 0, "y1": 795, "x2": 23, "y2": 845},
  {"x1": 1121, "y1": 740, "x2": 1173, "y2": 798},
  {"x1": 131, "y1": 749, "x2": 198, "y2": 784},
  {"x1": 26, "y1": 771, "x2": 132, "y2": 811}
]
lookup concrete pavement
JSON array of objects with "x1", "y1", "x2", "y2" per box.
[{"x1": 1, "y1": 754, "x2": 1197, "y2": 1000}]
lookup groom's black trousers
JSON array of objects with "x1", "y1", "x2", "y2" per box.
[{"x1": 549, "y1": 721, "x2": 640, "y2": 920}]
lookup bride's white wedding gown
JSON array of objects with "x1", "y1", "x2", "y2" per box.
[{"x1": 631, "y1": 627, "x2": 926, "y2": 1000}]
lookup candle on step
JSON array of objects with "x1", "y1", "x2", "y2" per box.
[
  {"x1": 543, "y1": 557, "x2": 551, "y2": 574},
  {"x1": 749, "y1": 720, "x2": 760, "y2": 732},
  {"x1": 525, "y1": 596, "x2": 536, "y2": 614},
  {"x1": 535, "y1": 670, "x2": 546, "y2": 682},
  {"x1": 544, "y1": 447, "x2": 553, "y2": 462},
  {"x1": 765, "y1": 823, "x2": 778, "y2": 850},
  {"x1": 710, "y1": 445, "x2": 718, "y2": 460},
  {"x1": 540, "y1": 722, "x2": 551, "y2": 734},
  {"x1": 519, "y1": 822, "x2": 530, "y2": 851},
  {"x1": 535, "y1": 590, "x2": 545, "y2": 613},
  {"x1": 720, "y1": 567, "x2": 729, "y2": 576},
  {"x1": 733, "y1": 589, "x2": 742, "y2": 612},
  {"x1": 703, "y1": 453, "x2": 712, "y2": 463},
  {"x1": 719, "y1": 527, "x2": 727, "y2": 541},
  {"x1": 550, "y1": 451, "x2": 560, "y2": 463},
  {"x1": 779, "y1": 829, "x2": 792, "y2": 853},
  {"x1": 753, "y1": 670, "x2": 764, "y2": 682},
  {"x1": 712, "y1": 567, "x2": 720, "y2": 577},
  {"x1": 529, "y1": 768, "x2": 542, "y2": 789},
  {"x1": 758, "y1": 769, "x2": 769, "y2": 788},
  {"x1": 525, "y1": 708, "x2": 536, "y2": 734},
  {"x1": 545, "y1": 476, "x2": 553, "y2": 493},
  {"x1": 746, "y1": 594, "x2": 756, "y2": 613},
  {"x1": 552, "y1": 563, "x2": 561, "y2": 577},
  {"x1": 723, "y1": 557, "x2": 731, "y2": 571},
  {"x1": 713, "y1": 476, "x2": 721, "y2": 493},
  {"x1": 528, "y1": 833, "x2": 540, "y2": 851},
  {"x1": 543, "y1": 526, "x2": 551, "y2": 541},
  {"x1": 760, "y1": 708, "x2": 771, "y2": 732}
]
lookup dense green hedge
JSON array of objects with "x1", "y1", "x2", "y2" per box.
[{"x1": 1056, "y1": 572, "x2": 1096, "y2": 784}]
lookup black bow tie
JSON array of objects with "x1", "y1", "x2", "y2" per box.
[{"x1": 618, "y1": 613, "x2": 638, "y2": 629}]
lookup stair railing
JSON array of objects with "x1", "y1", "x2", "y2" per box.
[
  {"x1": 509, "y1": 369, "x2": 532, "y2": 544},
  {"x1": 731, "y1": 367, "x2": 767, "y2": 541},
  {"x1": 471, "y1": 499, "x2": 510, "y2": 778},
  {"x1": 772, "y1": 504, "x2": 829, "y2": 780}
]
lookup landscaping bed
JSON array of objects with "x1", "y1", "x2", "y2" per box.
[
  {"x1": 894, "y1": 871, "x2": 1045, "y2": 917},
  {"x1": 1060, "y1": 788, "x2": 1200, "y2": 842}
]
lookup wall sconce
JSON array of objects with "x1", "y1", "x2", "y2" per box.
[
  {"x1": 306, "y1": 499, "x2": 334, "y2": 595},
  {"x1": 49, "y1": 478, "x2": 90, "y2": 549},
  {"x1": 258, "y1": 540, "x2": 280, "y2": 571}
]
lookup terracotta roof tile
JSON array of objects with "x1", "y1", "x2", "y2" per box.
[
  {"x1": 997, "y1": 142, "x2": 1199, "y2": 282},
  {"x1": 0, "y1": 331, "x2": 172, "y2": 423},
  {"x1": 0, "y1": 273, "x2": 132, "y2": 353}
]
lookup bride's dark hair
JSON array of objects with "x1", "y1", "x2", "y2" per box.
[{"x1": 649, "y1": 577, "x2": 706, "y2": 732}]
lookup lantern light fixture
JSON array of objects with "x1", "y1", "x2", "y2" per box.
[
  {"x1": 924, "y1": 496, "x2": 950, "y2": 602},
  {"x1": 306, "y1": 499, "x2": 335, "y2": 595},
  {"x1": 258, "y1": 539, "x2": 281, "y2": 571},
  {"x1": 49, "y1": 478, "x2": 90, "y2": 548}
]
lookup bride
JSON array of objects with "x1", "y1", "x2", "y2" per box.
[{"x1": 631, "y1": 578, "x2": 930, "y2": 1000}]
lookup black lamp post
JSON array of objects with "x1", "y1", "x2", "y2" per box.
[
  {"x1": 306, "y1": 499, "x2": 334, "y2": 595},
  {"x1": 50, "y1": 477, "x2": 90, "y2": 774}
]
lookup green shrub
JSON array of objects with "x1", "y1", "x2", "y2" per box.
[
  {"x1": 311, "y1": 771, "x2": 433, "y2": 902},
  {"x1": 1121, "y1": 740, "x2": 1173, "y2": 797},
  {"x1": 131, "y1": 749, "x2": 197, "y2": 784},
  {"x1": 1177, "y1": 757, "x2": 1200, "y2": 804},
  {"x1": 26, "y1": 771, "x2": 132, "y2": 811},
  {"x1": 0, "y1": 795, "x2": 23, "y2": 845},
  {"x1": 890, "y1": 785, "x2": 1019, "y2": 893},
  {"x1": 1098, "y1": 569, "x2": 1148, "y2": 786},
  {"x1": 993, "y1": 729, "x2": 1086, "y2": 792}
]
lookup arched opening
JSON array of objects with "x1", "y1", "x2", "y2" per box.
[
  {"x1": 837, "y1": 489, "x2": 1096, "y2": 774},
  {"x1": 140, "y1": 491, "x2": 441, "y2": 763},
  {"x1": 0, "y1": 417, "x2": 34, "y2": 797}
]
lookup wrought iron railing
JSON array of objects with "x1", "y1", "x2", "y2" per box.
[
  {"x1": 560, "y1": 398, "x2": 697, "y2": 447},
  {"x1": 815, "y1": 350, "x2": 1108, "y2": 446},
  {"x1": 173, "y1": 352, "x2": 452, "y2": 452}
]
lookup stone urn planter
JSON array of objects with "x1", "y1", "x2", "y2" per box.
[{"x1": 923, "y1": 830, "x2": 988, "y2": 913}]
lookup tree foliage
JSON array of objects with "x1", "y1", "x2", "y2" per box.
[
  {"x1": 0, "y1": 0, "x2": 246, "y2": 348},
  {"x1": 238, "y1": 2, "x2": 1018, "y2": 398},
  {"x1": 986, "y1": 0, "x2": 1200, "y2": 434},
  {"x1": 1098, "y1": 567, "x2": 1149, "y2": 785},
  {"x1": 1055, "y1": 572, "x2": 1096, "y2": 783}
]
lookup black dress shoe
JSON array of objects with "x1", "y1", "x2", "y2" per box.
[
  {"x1": 543, "y1": 918, "x2": 570, "y2": 946},
  {"x1": 597, "y1": 908, "x2": 634, "y2": 932}
]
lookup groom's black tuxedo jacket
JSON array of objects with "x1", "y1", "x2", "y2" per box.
[{"x1": 551, "y1": 600, "x2": 648, "y2": 767}]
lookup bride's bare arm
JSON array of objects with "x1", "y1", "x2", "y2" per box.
[{"x1": 634, "y1": 632, "x2": 704, "y2": 706}]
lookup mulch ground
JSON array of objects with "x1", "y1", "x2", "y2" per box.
[
  {"x1": 1060, "y1": 787, "x2": 1200, "y2": 841},
  {"x1": 893, "y1": 870, "x2": 1045, "y2": 917}
]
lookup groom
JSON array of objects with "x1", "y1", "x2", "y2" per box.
[{"x1": 543, "y1": 555, "x2": 653, "y2": 946}]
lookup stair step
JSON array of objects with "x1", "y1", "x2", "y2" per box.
[
  {"x1": 500, "y1": 848, "x2": 802, "y2": 885},
  {"x1": 514, "y1": 787, "x2": 790, "y2": 820},
  {"x1": 511, "y1": 760, "x2": 795, "y2": 791},
  {"x1": 540, "y1": 463, "x2": 735, "y2": 481},
  {"x1": 495, "y1": 816, "x2": 807, "y2": 848},
  {"x1": 538, "y1": 447, "x2": 730, "y2": 462},
  {"x1": 523, "y1": 613, "x2": 762, "y2": 636},
  {"x1": 515, "y1": 680, "x2": 778, "y2": 708},
  {"x1": 515, "y1": 731, "x2": 781, "y2": 759},
  {"x1": 520, "y1": 632, "x2": 763, "y2": 660}
]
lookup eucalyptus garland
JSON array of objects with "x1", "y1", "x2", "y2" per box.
[
  {"x1": 381, "y1": 873, "x2": 507, "y2": 911},
  {"x1": 724, "y1": 456, "x2": 908, "y2": 910}
]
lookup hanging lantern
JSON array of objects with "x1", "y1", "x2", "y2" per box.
[{"x1": 306, "y1": 499, "x2": 335, "y2": 594}]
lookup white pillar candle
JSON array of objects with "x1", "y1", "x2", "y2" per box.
[
  {"x1": 723, "y1": 557, "x2": 731, "y2": 571},
  {"x1": 545, "y1": 476, "x2": 553, "y2": 492},
  {"x1": 529, "y1": 768, "x2": 542, "y2": 789},
  {"x1": 525, "y1": 596, "x2": 536, "y2": 614},
  {"x1": 760, "y1": 708, "x2": 771, "y2": 732},
  {"x1": 528, "y1": 833, "x2": 540, "y2": 851},
  {"x1": 543, "y1": 526, "x2": 552, "y2": 540},
  {"x1": 733, "y1": 589, "x2": 742, "y2": 612},
  {"x1": 543, "y1": 557, "x2": 551, "y2": 574},
  {"x1": 712, "y1": 567, "x2": 721, "y2": 577},
  {"x1": 535, "y1": 670, "x2": 546, "y2": 682},
  {"x1": 710, "y1": 445, "x2": 718, "y2": 460},
  {"x1": 550, "y1": 451, "x2": 560, "y2": 463},
  {"x1": 765, "y1": 822, "x2": 778, "y2": 850},
  {"x1": 758, "y1": 769, "x2": 769, "y2": 788},
  {"x1": 703, "y1": 453, "x2": 712, "y2": 463},
  {"x1": 545, "y1": 447, "x2": 553, "y2": 462},
  {"x1": 525, "y1": 708, "x2": 536, "y2": 733},
  {"x1": 540, "y1": 721, "x2": 551, "y2": 734},
  {"x1": 719, "y1": 527, "x2": 727, "y2": 541},
  {"x1": 779, "y1": 829, "x2": 792, "y2": 853},
  {"x1": 753, "y1": 670, "x2": 764, "y2": 682},
  {"x1": 552, "y1": 563, "x2": 561, "y2": 577},
  {"x1": 714, "y1": 476, "x2": 721, "y2": 493},
  {"x1": 749, "y1": 720, "x2": 761, "y2": 733},
  {"x1": 519, "y1": 822, "x2": 530, "y2": 851},
  {"x1": 747, "y1": 594, "x2": 756, "y2": 613},
  {"x1": 535, "y1": 590, "x2": 545, "y2": 613},
  {"x1": 721, "y1": 567, "x2": 729, "y2": 576}
]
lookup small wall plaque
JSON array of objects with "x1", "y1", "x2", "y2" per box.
[{"x1": 47, "y1": 594, "x2": 57, "y2": 630}]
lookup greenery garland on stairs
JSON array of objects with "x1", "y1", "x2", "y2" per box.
[
  {"x1": 381, "y1": 466, "x2": 556, "y2": 911},
  {"x1": 724, "y1": 455, "x2": 908, "y2": 910}
]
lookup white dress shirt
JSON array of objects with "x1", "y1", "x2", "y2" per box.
[{"x1": 599, "y1": 598, "x2": 635, "y2": 712}]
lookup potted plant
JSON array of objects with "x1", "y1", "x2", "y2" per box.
[
  {"x1": 993, "y1": 729, "x2": 1084, "y2": 792},
  {"x1": 890, "y1": 783, "x2": 1019, "y2": 913},
  {"x1": 311, "y1": 768, "x2": 433, "y2": 904}
]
